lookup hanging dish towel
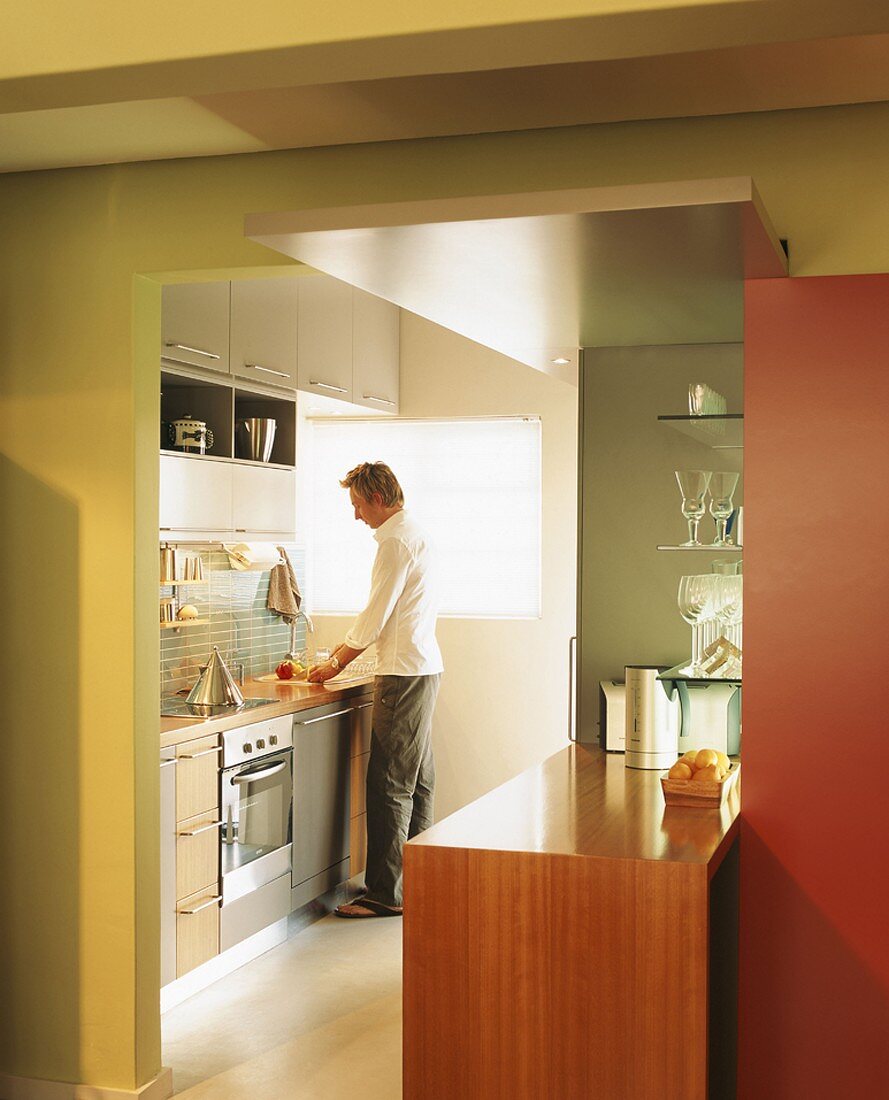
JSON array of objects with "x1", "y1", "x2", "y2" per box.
[{"x1": 267, "y1": 546, "x2": 302, "y2": 624}]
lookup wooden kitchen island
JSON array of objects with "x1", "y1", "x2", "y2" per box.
[{"x1": 403, "y1": 744, "x2": 740, "y2": 1099}]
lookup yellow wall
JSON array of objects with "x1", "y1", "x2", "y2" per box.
[{"x1": 3, "y1": 99, "x2": 889, "y2": 1089}]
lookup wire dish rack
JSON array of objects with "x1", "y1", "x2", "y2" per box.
[{"x1": 327, "y1": 656, "x2": 378, "y2": 683}]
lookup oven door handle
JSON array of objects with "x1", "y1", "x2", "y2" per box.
[{"x1": 231, "y1": 760, "x2": 287, "y2": 784}]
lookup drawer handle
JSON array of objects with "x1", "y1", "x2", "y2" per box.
[
  {"x1": 177, "y1": 820, "x2": 223, "y2": 837},
  {"x1": 309, "y1": 380, "x2": 347, "y2": 394},
  {"x1": 355, "y1": 702, "x2": 373, "y2": 710},
  {"x1": 247, "y1": 363, "x2": 290, "y2": 379},
  {"x1": 159, "y1": 759, "x2": 178, "y2": 769},
  {"x1": 178, "y1": 895, "x2": 221, "y2": 915},
  {"x1": 297, "y1": 707, "x2": 353, "y2": 725},
  {"x1": 362, "y1": 393, "x2": 395, "y2": 406},
  {"x1": 178, "y1": 746, "x2": 222, "y2": 760},
  {"x1": 164, "y1": 342, "x2": 221, "y2": 360}
]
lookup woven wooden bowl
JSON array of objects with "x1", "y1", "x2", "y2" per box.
[{"x1": 660, "y1": 763, "x2": 740, "y2": 808}]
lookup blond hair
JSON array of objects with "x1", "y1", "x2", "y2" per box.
[{"x1": 340, "y1": 461, "x2": 404, "y2": 507}]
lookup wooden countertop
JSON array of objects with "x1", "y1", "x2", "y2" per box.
[
  {"x1": 408, "y1": 742, "x2": 740, "y2": 872},
  {"x1": 160, "y1": 676, "x2": 374, "y2": 748}
]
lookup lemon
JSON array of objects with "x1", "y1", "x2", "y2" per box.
[{"x1": 695, "y1": 748, "x2": 719, "y2": 771}]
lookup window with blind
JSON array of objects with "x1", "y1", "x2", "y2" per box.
[{"x1": 308, "y1": 417, "x2": 541, "y2": 618}]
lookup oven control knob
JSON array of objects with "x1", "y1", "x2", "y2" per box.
[
  {"x1": 270, "y1": 735, "x2": 278, "y2": 746},
  {"x1": 256, "y1": 739, "x2": 266, "y2": 750},
  {"x1": 243, "y1": 742, "x2": 253, "y2": 753}
]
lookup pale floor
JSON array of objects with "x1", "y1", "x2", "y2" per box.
[{"x1": 163, "y1": 913, "x2": 404, "y2": 1099}]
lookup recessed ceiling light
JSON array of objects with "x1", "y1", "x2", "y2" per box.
[{"x1": 551, "y1": 357, "x2": 571, "y2": 365}]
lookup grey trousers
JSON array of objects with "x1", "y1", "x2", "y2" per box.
[{"x1": 363, "y1": 672, "x2": 441, "y2": 908}]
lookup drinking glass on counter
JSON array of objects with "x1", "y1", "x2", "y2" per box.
[{"x1": 675, "y1": 470, "x2": 712, "y2": 546}]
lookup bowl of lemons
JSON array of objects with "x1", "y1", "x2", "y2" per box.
[{"x1": 660, "y1": 748, "x2": 740, "y2": 808}]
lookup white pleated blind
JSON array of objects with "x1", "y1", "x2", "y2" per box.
[{"x1": 309, "y1": 417, "x2": 541, "y2": 618}]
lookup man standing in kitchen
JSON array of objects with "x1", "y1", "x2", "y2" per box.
[{"x1": 308, "y1": 461, "x2": 443, "y2": 918}]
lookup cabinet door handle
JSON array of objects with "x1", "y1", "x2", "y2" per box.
[
  {"x1": 297, "y1": 707, "x2": 353, "y2": 725},
  {"x1": 309, "y1": 380, "x2": 347, "y2": 394},
  {"x1": 159, "y1": 759, "x2": 178, "y2": 769},
  {"x1": 177, "y1": 819, "x2": 223, "y2": 837},
  {"x1": 178, "y1": 746, "x2": 222, "y2": 760},
  {"x1": 362, "y1": 394, "x2": 395, "y2": 406},
  {"x1": 247, "y1": 363, "x2": 290, "y2": 379},
  {"x1": 232, "y1": 761, "x2": 287, "y2": 784},
  {"x1": 164, "y1": 342, "x2": 221, "y2": 360},
  {"x1": 178, "y1": 895, "x2": 222, "y2": 915}
]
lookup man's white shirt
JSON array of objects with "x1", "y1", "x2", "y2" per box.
[{"x1": 344, "y1": 510, "x2": 444, "y2": 676}]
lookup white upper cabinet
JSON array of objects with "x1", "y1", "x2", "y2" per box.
[
  {"x1": 231, "y1": 464, "x2": 296, "y2": 537},
  {"x1": 352, "y1": 288, "x2": 400, "y2": 414},
  {"x1": 297, "y1": 276, "x2": 354, "y2": 401},
  {"x1": 162, "y1": 282, "x2": 230, "y2": 374},
  {"x1": 160, "y1": 454, "x2": 232, "y2": 534},
  {"x1": 230, "y1": 278, "x2": 299, "y2": 389},
  {"x1": 160, "y1": 455, "x2": 296, "y2": 539}
]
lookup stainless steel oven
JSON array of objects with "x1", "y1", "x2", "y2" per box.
[{"x1": 220, "y1": 716, "x2": 293, "y2": 904}]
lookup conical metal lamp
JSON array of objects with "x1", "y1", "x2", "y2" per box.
[{"x1": 186, "y1": 646, "x2": 244, "y2": 707}]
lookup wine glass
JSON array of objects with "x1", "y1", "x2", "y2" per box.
[
  {"x1": 708, "y1": 471, "x2": 740, "y2": 546},
  {"x1": 677, "y1": 575, "x2": 714, "y2": 672},
  {"x1": 675, "y1": 470, "x2": 712, "y2": 546},
  {"x1": 716, "y1": 574, "x2": 743, "y2": 652}
]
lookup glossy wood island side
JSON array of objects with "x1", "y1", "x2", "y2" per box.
[{"x1": 403, "y1": 744, "x2": 740, "y2": 1100}]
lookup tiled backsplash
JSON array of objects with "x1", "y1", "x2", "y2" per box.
[{"x1": 160, "y1": 544, "x2": 307, "y2": 695}]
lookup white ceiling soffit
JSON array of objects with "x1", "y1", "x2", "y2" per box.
[{"x1": 246, "y1": 178, "x2": 787, "y2": 381}]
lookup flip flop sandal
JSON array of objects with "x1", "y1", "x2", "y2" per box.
[{"x1": 334, "y1": 897, "x2": 403, "y2": 919}]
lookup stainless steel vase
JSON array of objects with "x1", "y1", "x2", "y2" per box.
[{"x1": 236, "y1": 418, "x2": 277, "y2": 462}]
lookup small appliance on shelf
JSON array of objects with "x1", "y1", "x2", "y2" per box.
[{"x1": 168, "y1": 414, "x2": 214, "y2": 454}]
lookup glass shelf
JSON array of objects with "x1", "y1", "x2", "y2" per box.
[
  {"x1": 160, "y1": 618, "x2": 210, "y2": 630},
  {"x1": 657, "y1": 544, "x2": 742, "y2": 552},
  {"x1": 657, "y1": 662, "x2": 742, "y2": 686},
  {"x1": 658, "y1": 413, "x2": 743, "y2": 449}
]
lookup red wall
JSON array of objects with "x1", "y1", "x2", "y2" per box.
[{"x1": 741, "y1": 275, "x2": 889, "y2": 1097}]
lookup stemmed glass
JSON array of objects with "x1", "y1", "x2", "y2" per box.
[
  {"x1": 716, "y1": 575, "x2": 743, "y2": 651},
  {"x1": 675, "y1": 470, "x2": 712, "y2": 546},
  {"x1": 677, "y1": 575, "x2": 715, "y2": 672},
  {"x1": 709, "y1": 471, "x2": 740, "y2": 546}
]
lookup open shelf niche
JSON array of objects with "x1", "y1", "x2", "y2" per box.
[{"x1": 161, "y1": 368, "x2": 297, "y2": 467}]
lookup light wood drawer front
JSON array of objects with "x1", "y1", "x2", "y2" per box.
[
  {"x1": 176, "y1": 811, "x2": 221, "y2": 901},
  {"x1": 350, "y1": 697, "x2": 373, "y2": 757},
  {"x1": 176, "y1": 886, "x2": 220, "y2": 978},
  {"x1": 350, "y1": 813, "x2": 367, "y2": 878},
  {"x1": 176, "y1": 737, "x2": 221, "y2": 821},
  {"x1": 351, "y1": 752, "x2": 369, "y2": 819}
]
